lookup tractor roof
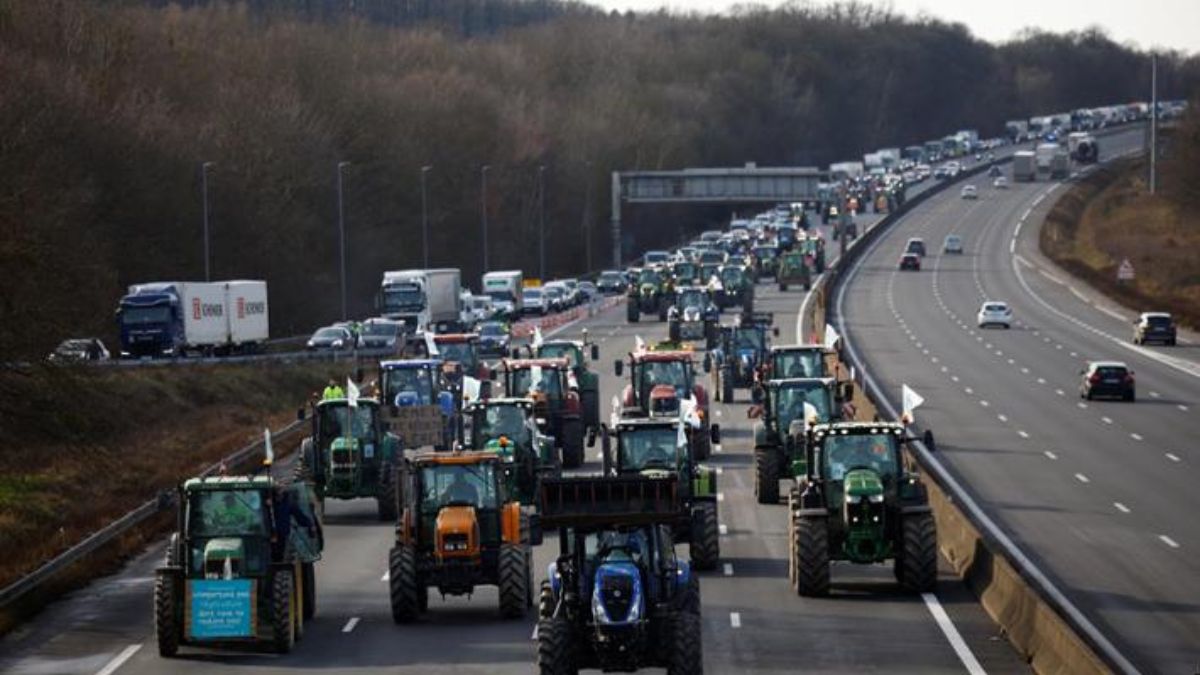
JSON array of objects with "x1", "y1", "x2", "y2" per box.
[
  {"x1": 316, "y1": 397, "x2": 380, "y2": 408},
  {"x1": 812, "y1": 421, "x2": 906, "y2": 438},
  {"x1": 183, "y1": 475, "x2": 274, "y2": 491},
  {"x1": 380, "y1": 359, "x2": 442, "y2": 370},
  {"x1": 503, "y1": 357, "x2": 569, "y2": 369},
  {"x1": 631, "y1": 348, "x2": 693, "y2": 362},
  {"x1": 433, "y1": 333, "x2": 479, "y2": 343},
  {"x1": 409, "y1": 450, "x2": 501, "y2": 467},
  {"x1": 465, "y1": 397, "x2": 533, "y2": 410},
  {"x1": 770, "y1": 343, "x2": 829, "y2": 353},
  {"x1": 538, "y1": 340, "x2": 584, "y2": 350},
  {"x1": 616, "y1": 417, "x2": 683, "y2": 431},
  {"x1": 767, "y1": 376, "x2": 836, "y2": 389}
]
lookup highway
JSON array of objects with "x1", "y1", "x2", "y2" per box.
[
  {"x1": 836, "y1": 127, "x2": 1199, "y2": 674},
  {"x1": 0, "y1": 211, "x2": 1032, "y2": 674}
]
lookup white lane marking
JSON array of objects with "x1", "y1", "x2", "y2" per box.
[
  {"x1": 1008, "y1": 238, "x2": 1015, "y2": 254},
  {"x1": 1101, "y1": 417, "x2": 1113, "y2": 425},
  {"x1": 1075, "y1": 473, "x2": 1090, "y2": 484},
  {"x1": 997, "y1": 414, "x2": 1008, "y2": 422},
  {"x1": 921, "y1": 593, "x2": 987, "y2": 675},
  {"x1": 1017, "y1": 430, "x2": 1029, "y2": 439},
  {"x1": 1077, "y1": 402, "x2": 1088, "y2": 409},
  {"x1": 979, "y1": 400, "x2": 990, "y2": 407},
  {"x1": 342, "y1": 617, "x2": 361, "y2": 633},
  {"x1": 723, "y1": 563, "x2": 734, "y2": 577},
  {"x1": 1114, "y1": 502, "x2": 1131, "y2": 514},
  {"x1": 965, "y1": 387, "x2": 974, "y2": 395},
  {"x1": 1166, "y1": 453, "x2": 1181, "y2": 462},
  {"x1": 717, "y1": 492, "x2": 725, "y2": 502},
  {"x1": 730, "y1": 612, "x2": 742, "y2": 628},
  {"x1": 1095, "y1": 304, "x2": 1129, "y2": 321},
  {"x1": 719, "y1": 524, "x2": 728, "y2": 536},
  {"x1": 1044, "y1": 451, "x2": 1058, "y2": 460},
  {"x1": 1159, "y1": 535, "x2": 1180, "y2": 549},
  {"x1": 714, "y1": 444, "x2": 723, "y2": 453},
  {"x1": 1149, "y1": 391, "x2": 1160, "y2": 398},
  {"x1": 381, "y1": 571, "x2": 390, "y2": 582},
  {"x1": 1069, "y1": 351, "x2": 1078, "y2": 358},
  {"x1": 531, "y1": 624, "x2": 539, "y2": 640},
  {"x1": 1037, "y1": 377, "x2": 1046, "y2": 384},
  {"x1": 1021, "y1": 367, "x2": 1029, "y2": 374},
  {"x1": 1179, "y1": 405, "x2": 1190, "y2": 412},
  {"x1": 1130, "y1": 433, "x2": 1143, "y2": 441},
  {"x1": 1056, "y1": 389, "x2": 1065, "y2": 396},
  {"x1": 716, "y1": 410, "x2": 723, "y2": 417},
  {"x1": 96, "y1": 644, "x2": 143, "y2": 675},
  {"x1": 714, "y1": 466, "x2": 724, "y2": 475},
  {"x1": 951, "y1": 375, "x2": 960, "y2": 382}
]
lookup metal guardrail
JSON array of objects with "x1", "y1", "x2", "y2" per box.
[
  {"x1": 811, "y1": 135, "x2": 1142, "y2": 674},
  {"x1": 0, "y1": 419, "x2": 307, "y2": 612}
]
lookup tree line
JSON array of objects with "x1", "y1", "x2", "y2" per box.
[{"x1": 1, "y1": 0, "x2": 1196, "y2": 358}]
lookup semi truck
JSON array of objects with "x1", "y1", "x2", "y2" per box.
[
  {"x1": 1005, "y1": 120, "x2": 1029, "y2": 143},
  {"x1": 1067, "y1": 132, "x2": 1098, "y2": 163},
  {"x1": 1036, "y1": 143, "x2": 1069, "y2": 179},
  {"x1": 378, "y1": 268, "x2": 463, "y2": 333},
  {"x1": 1012, "y1": 151, "x2": 1037, "y2": 182},
  {"x1": 481, "y1": 270, "x2": 524, "y2": 318},
  {"x1": 116, "y1": 280, "x2": 268, "y2": 358}
]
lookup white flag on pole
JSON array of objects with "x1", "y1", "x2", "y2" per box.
[
  {"x1": 461, "y1": 376, "x2": 481, "y2": 405},
  {"x1": 824, "y1": 323, "x2": 841, "y2": 350},
  {"x1": 901, "y1": 384, "x2": 924, "y2": 424},
  {"x1": 803, "y1": 401, "x2": 820, "y2": 430},
  {"x1": 423, "y1": 331, "x2": 439, "y2": 357},
  {"x1": 346, "y1": 377, "x2": 360, "y2": 408},
  {"x1": 263, "y1": 427, "x2": 274, "y2": 466},
  {"x1": 610, "y1": 394, "x2": 621, "y2": 428},
  {"x1": 532, "y1": 326, "x2": 544, "y2": 350},
  {"x1": 634, "y1": 335, "x2": 646, "y2": 353}
]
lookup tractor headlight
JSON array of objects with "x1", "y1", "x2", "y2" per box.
[
  {"x1": 845, "y1": 494, "x2": 863, "y2": 504},
  {"x1": 442, "y1": 535, "x2": 469, "y2": 552},
  {"x1": 868, "y1": 493, "x2": 884, "y2": 504}
]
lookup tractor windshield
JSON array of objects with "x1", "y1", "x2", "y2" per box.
[
  {"x1": 774, "y1": 350, "x2": 824, "y2": 378},
  {"x1": 538, "y1": 344, "x2": 582, "y2": 369},
  {"x1": 187, "y1": 489, "x2": 269, "y2": 538},
  {"x1": 474, "y1": 405, "x2": 530, "y2": 445},
  {"x1": 421, "y1": 463, "x2": 497, "y2": 510},
  {"x1": 637, "y1": 269, "x2": 660, "y2": 286},
  {"x1": 384, "y1": 367, "x2": 435, "y2": 405},
  {"x1": 317, "y1": 404, "x2": 377, "y2": 443},
  {"x1": 510, "y1": 367, "x2": 563, "y2": 399},
  {"x1": 678, "y1": 289, "x2": 707, "y2": 309},
  {"x1": 618, "y1": 427, "x2": 680, "y2": 472},
  {"x1": 773, "y1": 384, "x2": 832, "y2": 430},
  {"x1": 822, "y1": 433, "x2": 898, "y2": 482},
  {"x1": 734, "y1": 328, "x2": 764, "y2": 352},
  {"x1": 636, "y1": 360, "x2": 692, "y2": 403},
  {"x1": 720, "y1": 267, "x2": 743, "y2": 285},
  {"x1": 437, "y1": 341, "x2": 477, "y2": 369},
  {"x1": 585, "y1": 528, "x2": 650, "y2": 567},
  {"x1": 673, "y1": 263, "x2": 697, "y2": 280}
]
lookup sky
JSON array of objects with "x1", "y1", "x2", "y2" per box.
[{"x1": 587, "y1": 0, "x2": 1198, "y2": 54}]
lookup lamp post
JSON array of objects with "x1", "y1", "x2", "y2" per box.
[
  {"x1": 337, "y1": 161, "x2": 351, "y2": 321},
  {"x1": 538, "y1": 165, "x2": 546, "y2": 281},
  {"x1": 201, "y1": 162, "x2": 215, "y2": 281},
  {"x1": 481, "y1": 164, "x2": 490, "y2": 273},
  {"x1": 421, "y1": 165, "x2": 432, "y2": 267}
]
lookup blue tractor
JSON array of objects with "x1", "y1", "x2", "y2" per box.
[{"x1": 379, "y1": 359, "x2": 461, "y2": 451}]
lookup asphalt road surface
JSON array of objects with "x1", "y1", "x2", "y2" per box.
[
  {"x1": 837, "y1": 127, "x2": 1199, "y2": 674},
  {"x1": 0, "y1": 212, "x2": 1034, "y2": 674}
]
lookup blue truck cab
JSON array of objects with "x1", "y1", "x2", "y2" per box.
[{"x1": 116, "y1": 283, "x2": 188, "y2": 358}]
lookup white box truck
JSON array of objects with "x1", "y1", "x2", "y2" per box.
[
  {"x1": 378, "y1": 268, "x2": 463, "y2": 333},
  {"x1": 117, "y1": 280, "x2": 269, "y2": 357},
  {"x1": 482, "y1": 270, "x2": 524, "y2": 318},
  {"x1": 1012, "y1": 151, "x2": 1037, "y2": 182},
  {"x1": 225, "y1": 280, "x2": 269, "y2": 348}
]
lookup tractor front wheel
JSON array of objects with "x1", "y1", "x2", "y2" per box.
[
  {"x1": 754, "y1": 449, "x2": 780, "y2": 505},
  {"x1": 667, "y1": 610, "x2": 703, "y2": 675},
  {"x1": 302, "y1": 562, "x2": 316, "y2": 621},
  {"x1": 689, "y1": 502, "x2": 720, "y2": 571},
  {"x1": 538, "y1": 580, "x2": 556, "y2": 620},
  {"x1": 668, "y1": 320, "x2": 681, "y2": 343},
  {"x1": 154, "y1": 573, "x2": 180, "y2": 657},
  {"x1": 270, "y1": 569, "x2": 296, "y2": 654},
  {"x1": 389, "y1": 545, "x2": 421, "y2": 623},
  {"x1": 898, "y1": 512, "x2": 938, "y2": 593},
  {"x1": 377, "y1": 461, "x2": 398, "y2": 522},
  {"x1": 627, "y1": 304, "x2": 640, "y2": 323},
  {"x1": 792, "y1": 515, "x2": 830, "y2": 596},
  {"x1": 497, "y1": 543, "x2": 529, "y2": 619},
  {"x1": 722, "y1": 369, "x2": 734, "y2": 404},
  {"x1": 537, "y1": 616, "x2": 577, "y2": 675}
]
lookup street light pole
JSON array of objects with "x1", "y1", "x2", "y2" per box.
[
  {"x1": 538, "y1": 165, "x2": 546, "y2": 281},
  {"x1": 337, "y1": 161, "x2": 351, "y2": 322},
  {"x1": 583, "y1": 161, "x2": 593, "y2": 274},
  {"x1": 1150, "y1": 53, "x2": 1158, "y2": 195},
  {"x1": 481, "y1": 165, "x2": 490, "y2": 273},
  {"x1": 201, "y1": 162, "x2": 214, "y2": 281},
  {"x1": 421, "y1": 165, "x2": 432, "y2": 268}
]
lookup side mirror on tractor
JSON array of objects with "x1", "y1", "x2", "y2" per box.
[
  {"x1": 840, "y1": 381, "x2": 855, "y2": 402},
  {"x1": 591, "y1": 344, "x2": 600, "y2": 361},
  {"x1": 614, "y1": 360, "x2": 623, "y2": 377},
  {"x1": 923, "y1": 429, "x2": 936, "y2": 452},
  {"x1": 773, "y1": 326, "x2": 780, "y2": 337},
  {"x1": 710, "y1": 424, "x2": 721, "y2": 446},
  {"x1": 702, "y1": 356, "x2": 712, "y2": 373},
  {"x1": 296, "y1": 407, "x2": 306, "y2": 421}
]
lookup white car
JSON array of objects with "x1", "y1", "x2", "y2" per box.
[
  {"x1": 977, "y1": 301, "x2": 1013, "y2": 329},
  {"x1": 993, "y1": 176, "x2": 1009, "y2": 189},
  {"x1": 960, "y1": 184, "x2": 978, "y2": 199},
  {"x1": 943, "y1": 234, "x2": 964, "y2": 254}
]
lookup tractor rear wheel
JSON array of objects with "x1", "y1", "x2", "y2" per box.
[
  {"x1": 669, "y1": 320, "x2": 681, "y2": 343},
  {"x1": 627, "y1": 305, "x2": 640, "y2": 323},
  {"x1": 270, "y1": 569, "x2": 295, "y2": 654},
  {"x1": 689, "y1": 502, "x2": 720, "y2": 571},
  {"x1": 537, "y1": 616, "x2": 577, "y2": 675},
  {"x1": 154, "y1": 573, "x2": 179, "y2": 657},
  {"x1": 538, "y1": 580, "x2": 556, "y2": 620},
  {"x1": 676, "y1": 572, "x2": 701, "y2": 615},
  {"x1": 302, "y1": 562, "x2": 316, "y2": 621},
  {"x1": 667, "y1": 610, "x2": 703, "y2": 675},
  {"x1": 389, "y1": 545, "x2": 420, "y2": 623},
  {"x1": 754, "y1": 449, "x2": 780, "y2": 505},
  {"x1": 292, "y1": 439, "x2": 314, "y2": 483},
  {"x1": 792, "y1": 515, "x2": 830, "y2": 596},
  {"x1": 898, "y1": 512, "x2": 938, "y2": 593},
  {"x1": 722, "y1": 369, "x2": 734, "y2": 404},
  {"x1": 560, "y1": 420, "x2": 584, "y2": 469},
  {"x1": 497, "y1": 543, "x2": 529, "y2": 619},
  {"x1": 377, "y1": 460, "x2": 398, "y2": 522}
]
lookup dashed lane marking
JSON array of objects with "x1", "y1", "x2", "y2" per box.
[
  {"x1": 1131, "y1": 433, "x2": 1143, "y2": 441},
  {"x1": 381, "y1": 571, "x2": 389, "y2": 582},
  {"x1": 1166, "y1": 453, "x2": 1181, "y2": 462},
  {"x1": 979, "y1": 400, "x2": 990, "y2": 407},
  {"x1": 1044, "y1": 451, "x2": 1058, "y2": 460},
  {"x1": 1017, "y1": 430, "x2": 1029, "y2": 439},
  {"x1": 1101, "y1": 417, "x2": 1113, "y2": 425},
  {"x1": 1114, "y1": 502, "x2": 1131, "y2": 514},
  {"x1": 719, "y1": 524, "x2": 728, "y2": 536},
  {"x1": 723, "y1": 563, "x2": 734, "y2": 577},
  {"x1": 1075, "y1": 473, "x2": 1090, "y2": 484},
  {"x1": 342, "y1": 617, "x2": 360, "y2": 633},
  {"x1": 1078, "y1": 402, "x2": 1088, "y2": 409},
  {"x1": 730, "y1": 612, "x2": 742, "y2": 628},
  {"x1": 95, "y1": 644, "x2": 143, "y2": 675},
  {"x1": 922, "y1": 593, "x2": 987, "y2": 675},
  {"x1": 1159, "y1": 535, "x2": 1180, "y2": 549}
]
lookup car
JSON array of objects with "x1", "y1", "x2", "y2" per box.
[
  {"x1": 898, "y1": 253, "x2": 921, "y2": 271},
  {"x1": 988, "y1": 165, "x2": 1002, "y2": 178},
  {"x1": 306, "y1": 325, "x2": 354, "y2": 351},
  {"x1": 543, "y1": 283, "x2": 568, "y2": 312},
  {"x1": 476, "y1": 320, "x2": 511, "y2": 357},
  {"x1": 357, "y1": 318, "x2": 404, "y2": 351},
  {"x1": 943, "y1": 234, "x2": 964, "y2": 254},
  {"x1": 596, "y1": 270, "x2": 627, "y2": 295},
  {"x1": 905, "y1": 237, "x2": 927, "y2": 257},
  {"x1": 522, "y1": 287, "x2": 548, "y2": 315},
  {"x1": 993, "y1": 176, "x2": 1009, "y2": 189},
  {"x1": 960, "y1": 184, "x2": 978, "y2": 199},
  {"x1": 976, "y1": 301, "x2": 1013, "y2": 328},
  {"x1": 48, "y1": 337, "x2": 110, "y2": 362},
  {"x1": 1133, "y1": 312, "x2": 1177, "y2": 345},
  {"x1": 1080, "y1": 361, "x2": 1135, "y2": 401},
  {"x1": 577, "y1": 281, "x2": 599, "y2": 302}
]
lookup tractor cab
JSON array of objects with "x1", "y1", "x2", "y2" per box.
[
  {"x1": 614, "y1": 348, "x2": 717, "y2": 460},
  {"x1": 752, "y1": 377, "x2": 844, "y2": 504},
  {"x1": 717, "y1": 264, "x2": 753, "y2": 311},
  {"x1": 379, "y1": 359, "x2": 460, "y2": 451},
  {"x1": 496, "y1": 357, "x2": 586, "y2": 468},
  {"x1": 667, "y1": 286, "x2": 720, "y2": 346},
  {"x1": 712, "y1": 312, "x2": 777, "y2": 402},
  {"x1": 670, "y1": 260, "x2": 700, "y2": 286},
  {"x1": 767, "y1": 344, "x2": 831, "y2": 380},
  {"x1": 534, "y1": 335, "x2": 601, "y2": 437},
  {"x1": 432, "y1": 333, "x2": 488, "y2": 380},
  {"x1": 464, "y1": 397, "x2": 559, "y2": 504}
]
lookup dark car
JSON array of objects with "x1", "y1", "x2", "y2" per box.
[
  {"x1": 357, "y1": 318, "x2": 404, "y2": 351},
  {"x1": 1080, "y1": 361, "x2": 1135, "y2": 401},
  {"x1": 905, "y1": 237, "x2": 927, "y2": 257},
  {"x1": 1133, "y1": 312, "x2": 1176, "y2": 346},
  {"x1": 48, "y1": 338, "x2": 110, "y2": 362},
  {"x1": 477, "y1": 320, "x2": 511, "y2": 357},
  {"x1": 306, "y1": 325, "x2": 354, "y2": 351},
  {"x1": 597, "y1": 270, "x2": 627, "y2": 295},
  {"x1": 899, "y1": 253, "x2": 921, "y2": 271}
]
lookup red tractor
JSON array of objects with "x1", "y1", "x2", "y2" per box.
[
  {"x1": 495, "y1": 357, "x2": 587, "y2": 468},
  {"x1": 432, "y1": 333, "x2": 491, "y2": 380},
  {"x1": 613, "y1": 345, "x2": 718, "y2": 460}
]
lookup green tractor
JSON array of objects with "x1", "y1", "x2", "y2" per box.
[
  {"x1": 752, "y1": 244, "x2": 780, "y2": 281},
  {"x1": 532, "y1": 332, "x2": 603, "y2": 445},
  {"x1": 295, "y1": 397, "x2": 402, "y2": 520},
  {"x1": 155, "y1": 475, "x2": 323, "y2": 656},
  {"x1": 776, "y1": 251, "x2": 811, "y2": 291},
  {"x1": 496, "y1": 357, "x2": 588, "y2": 468},
  {"x1": 789, "y1": 421, "x2": 937, "y2": 595},
  {"x1": 765, "y1": 344, "x2": 832, "y2": 380},
  {"x1": 716, "y1": 263, "x2": 755, "y2": 313},
  {"x1": 600, "y1": 412, "x2": 721, "y2": 570},
  {"x1": 799, "y1": 236, "x2": 826, "y2": 274},
  {"x1": 752, "y1": 377, "x2": 852, "y2": 505},
  {"x1": 465, "y1": 397, "x2": 561, "y2": 505},
  {"x1": 626, "y1": 267, "x2": 673, "y2": 323}
]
